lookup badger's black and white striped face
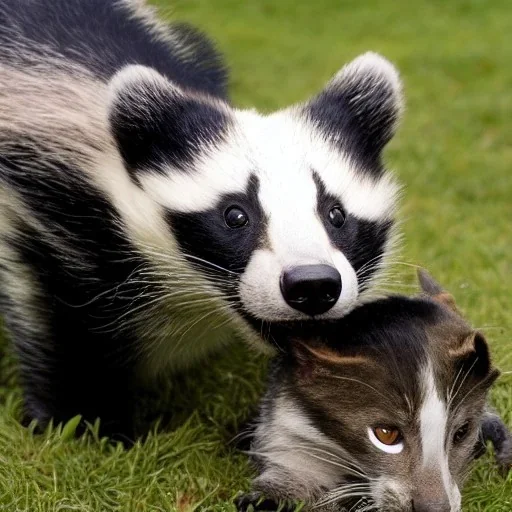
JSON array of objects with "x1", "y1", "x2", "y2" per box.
[{"x1": 108, "y1": 53, "x2": 402, "y2": 325}]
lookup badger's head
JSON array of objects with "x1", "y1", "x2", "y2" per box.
[{"x1": 107, "y1": 53, "x2": 403, "y2": 336}]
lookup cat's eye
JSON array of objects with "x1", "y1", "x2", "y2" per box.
[
  {"x1": 374, "y1": 427, "x2": 401, "y2": 445},
  {"x1": 224, "y1": 206, "x2": 249, "y2": 228},
  {"x1": 368, "y1": 426, "x2": 404, "y2": 454},
  {"x1": 453, "y1": 421, "x2": 470, "y2": 444},
  {"x1": 328, "y1": 206, "x2": 345, "y2": 228}
]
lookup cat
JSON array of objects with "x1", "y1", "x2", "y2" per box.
[{"x1": 238, "y1": 270, "x2": 511, "y2": 512}]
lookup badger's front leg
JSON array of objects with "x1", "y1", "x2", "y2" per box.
[
  {"x1": 20, "y1": 369, "x2": 138, "y2": 442},
  {"x1": 1, "y1": 256, "x2": 141, "y2": 441},
  {"x1": 13, "y1": 323, "x2": 139, "y2": 442},
  {"x1": 0, "y1": 189, "x2": 160, "y2": 441}
]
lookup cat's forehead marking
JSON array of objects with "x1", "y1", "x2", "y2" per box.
[
  {"x1": 418, "y1": 362, "x2": 455, "y2": 506},
  {"x1": 419, "y1": 363, "x2": 448, "y2": 465}
]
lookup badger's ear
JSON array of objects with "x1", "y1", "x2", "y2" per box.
[
  {"x1": 417, "y1": 268, "x2": 459, "y2": 313},
  {"x1": 107, "y1": 65, "x2": 231, "y2": 179},
  {"x1": 303, "y1": 52, "x2": 403, "y2": 166}
]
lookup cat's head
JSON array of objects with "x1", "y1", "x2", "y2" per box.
[{"x1": 250, "y1": 270, "x2": 499, "y2": 512}]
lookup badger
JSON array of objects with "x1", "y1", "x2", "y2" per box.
[{"x1": 0, "y1": 0, "x2": 403, "y2": 438}]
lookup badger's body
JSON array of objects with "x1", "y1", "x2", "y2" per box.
[{"x1": 0, "y1": 0, "x2": 403, "y2": 437}]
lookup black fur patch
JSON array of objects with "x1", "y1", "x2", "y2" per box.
[
  {"x1": 109, "y1": 79, "x2": 231, "y2": 179},
  {"x1": 0, "y1": 0, "x2": 228, "y2": 99},
  {"x1": 166, "y1": 176, "x2": 266, "y2": 291},
  {"x1": 273, "y1": 296, "x2": 439, "y2": 379},
  {"x1": 313, "y1": 172, "x2": 392, "y2": 291},
  {"x1": 235, "y1": 492, "x2": 297, "y2": 512}
]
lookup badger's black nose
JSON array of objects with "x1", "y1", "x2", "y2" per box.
[{"x1": 280, "y1": 264, "x2": 342, "y2": 316}]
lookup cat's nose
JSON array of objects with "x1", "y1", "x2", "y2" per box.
[
  {"x1": 412, "y1": 498, "x2": 451, "y2": 512},
  {"x1": 280, "y1": 264, "x2": 341, "y2": 316}
]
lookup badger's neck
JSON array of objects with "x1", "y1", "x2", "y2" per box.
[{"x1": 132, "y1": 281, "x2": 267, "y2": 379}]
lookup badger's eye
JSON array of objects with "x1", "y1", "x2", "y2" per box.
[
  {"x1": 224, "y1": 206, "x2": 249, "y2": 228},
  {"x1": 453, "y1": 421, "x2": 470, "y2": 444},
  {"x1": 328, "y1": 206, "x2": 345, "y2": 228},
  {"x1": 368, "y1": 426, "x2": 404, "y2": 454}
]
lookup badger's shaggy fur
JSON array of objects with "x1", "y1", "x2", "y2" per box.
[{"x1": 0, "y1": 0, "x2": 403, "y2": 437}]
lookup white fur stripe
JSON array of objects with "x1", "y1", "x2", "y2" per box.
[
  {"x1": 419, "y1": 363, "x2": 458, "y2": 509},
  {"x1": 420, "y1": 364, "x2": 448, "y2": 466},
  {"x1": 251, "y1": 395, "x2": 342, "y2": 498}
]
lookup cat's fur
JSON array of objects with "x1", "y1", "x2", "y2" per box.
[{"x1": 239, "y1": 270, "x2": 511, "y2": 512}]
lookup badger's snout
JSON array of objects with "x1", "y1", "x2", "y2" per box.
[{"x1": 280, "y1": 264, "x2": 342, "y2": 316}]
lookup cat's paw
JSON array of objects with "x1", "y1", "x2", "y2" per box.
[
  {"x1": 495, "y1": 435, "x2": 512, "y2": 475},
  {"x1": 480, "y1": 412, "x2": 512, "y2": 475},
  {"x1": 235, "y1": 492, "x2": 300, "y2": 512}
]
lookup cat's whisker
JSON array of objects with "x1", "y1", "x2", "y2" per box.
[
  {"x1": 451, "y1": 376, "x2": 489, "y2": 418},
  {"x1": 314, "y1": 487, "x2": 373, "y2": 509},
  {"x1": 447, "y1": 363, "x2": 469, "y2": 406},
  {"x1": 319, "y1": 484, "x2": 371, "y2": 500},
  {"x1": 356, "y1": 254, "x2": 391, "y2": 276},
  {"x1": 302, "y1": 452, "x2": 369, "y2": 480},
  {"x1": 473, "y1": 325, "x2": 504, "y2": 331},
  {"x1": 447, "y1": 358, "x2": 479, "y2": 410},
  {"x1": 292, "y1": 443, "x2": 370, "y2": 479},
  {"x1": 403, "y1": 393, "x2": 414, "y2": 415}
]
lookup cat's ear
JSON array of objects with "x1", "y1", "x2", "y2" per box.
[
  {"x1": 417, "y1": 268, "x2": 458, "y2": 313},
  {"x1": 450, "y1": 332, "x2": 500, "y2": 388}
]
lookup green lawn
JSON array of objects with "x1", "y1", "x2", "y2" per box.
[{"x1": 1, "y1": 0, "x2": 511, "y2": 510}]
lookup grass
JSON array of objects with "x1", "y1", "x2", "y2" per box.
[{"x1": 1, "y1": 0, "x2": 511, "y2": 510}]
